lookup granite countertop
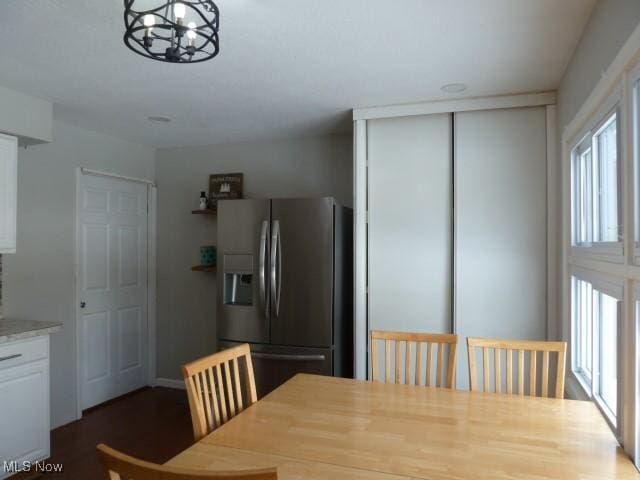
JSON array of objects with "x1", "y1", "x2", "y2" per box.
[{"x1": 0, "y1": 318, "x2": 62, "y2": 344}]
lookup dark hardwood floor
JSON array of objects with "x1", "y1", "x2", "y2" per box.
[{"x1": 11, "y1": 387, "x2": 194, "y2": 479}]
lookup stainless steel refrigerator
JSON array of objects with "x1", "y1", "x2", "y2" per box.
[{"x1": 217, "y1": 197, "x2": 353, "y2": 397}]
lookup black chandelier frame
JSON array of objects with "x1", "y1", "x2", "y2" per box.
[{"x1": 123, "y1": 0, "x2": 220, "y2": 64}]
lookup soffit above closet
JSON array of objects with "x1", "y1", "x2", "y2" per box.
[{"x1": 0, "y1": 0, "x2": 595, "y2": 147}]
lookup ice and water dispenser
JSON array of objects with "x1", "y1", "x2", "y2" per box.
[{"x1": 223, "y1": 254, "x2": 254, "y2": 306}]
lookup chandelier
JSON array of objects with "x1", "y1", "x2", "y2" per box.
[{"x1": 123, "y1": 1, "x2": 220, "y2": 63}]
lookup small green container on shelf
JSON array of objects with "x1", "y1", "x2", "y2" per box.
[{"x1": 200, "y1": 246, "x2": 217, "y2": 266}]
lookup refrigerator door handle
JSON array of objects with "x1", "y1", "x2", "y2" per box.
[
  {"x1": 270, "y1": 220, "x2": 282, "y2": 317},
  {"x1": 251, "y1": 352, "x2": 326, "y2": 362},
  {"x1": 259, "y1": 220, "x2": 269, "y2": 318}
]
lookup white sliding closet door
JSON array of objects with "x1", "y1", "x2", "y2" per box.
[
  {"x1": 368, "y1": 114, "x2": 452, "y2": 346},
  {"x1": 455, "y1": 107, "x2": 547, "y2": 390}
]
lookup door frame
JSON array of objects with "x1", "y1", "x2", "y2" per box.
[
  {"x1": 353, "y1": 92, "x2": 558, "y2": 381},
  {"x1": 73, "y1": 168, "x2": 157, "y2": 420}
]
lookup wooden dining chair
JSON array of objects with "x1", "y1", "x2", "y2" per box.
[
  {"x1": 467, "y1": 337, "x2": 567, "y2": 398},
  {"x1": 370, "y1": 330, "x2": 458, "y2": 388},
  {"x1": 182, "y1": 343, "x2": 257, "y2": 441},
  {"x1": 97, "y1": 443, "x2": 277, "y2": 480}
]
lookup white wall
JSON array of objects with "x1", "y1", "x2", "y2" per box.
[
  {"x1": 2, "y1": 120, "x2": 155, "y2": 429},
  {"x1": 155, "y1": 134, "x2": 352, "y2": 380},
  {"x1": 557, "y1": 0, "x2": 640, "y2": 132}
]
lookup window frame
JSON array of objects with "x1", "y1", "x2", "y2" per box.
[
  {"x1": 592, "y1": 111, "x2": 622, "y2": 243},
  {"x1": 591, "y1": 289, "x2": 620, "y2": 426},
  {"x1": 570, "y1": 101, "x2": 624, "y2": 264},
  {"x1": 571, "y1": 136, "x2": 593, "y2": 246},
  {"x1": 569, "y1": 269, "x2": 622, "y2": 433},
  {"x1": 571, "y1": 276, "x2": 593, "y2": 391},
  {"x1": 633, "y1": 70, "x2": 640, "y2": 264}
]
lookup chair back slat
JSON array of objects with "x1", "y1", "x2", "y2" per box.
[
  {"x1": 223, "y1": 361, "x2": 236, "y2": 417},
  {"x1": 426, "y1": 343, "x2": 433, "y2": 386},
  {"x1": 182, "y1": 344, "x2": 258, "y2": 441},
  {"x1": 371, "y1": 331, "x2": 458, "y2": 389},
  {"x1": 198, "y1": 371, "x2": 213, "y2": 432},
  {"x1": 518, "y1": 349, "x2": 525, "y2": 395},
  {"x1": 506, "y1": 349, "x2": 513, "y2": 394},
  {"x1": 530, "y1": 351, "x2": 537, "y2": 396},
  {"x1": 245, "y1": 352, "x2": 257, "y2": 398},
  {"x1": 385, "y1": 340, "x2": 392, "y2": 381},
  {"x1": 371, "y1": 338, "x2": 380, "y2": 381},
  {"x1": 97, "y1": 443, "x2": 277, "y2": 480},
  {"x1": 447, "y1": 344, "x2": 457, "y2": 388},
  {"x1": 468, "y1": 342, "x2": 478, "y2": 391},
  {"x1": 405, "y1": 341, "x2": 412, "y2": 384},
  {"x1": 438, "y1": 343, "x2": 442, "y2": 387},
  {"x1": 415, "y1": 342, "x2": 423, "y2": 385},
  {"x1": 541, "y1": 350, "x2": 549, "y2": 397},
  {"x1": 215, "y1": 365, "x2": 228, "y2": 423},
  {"x1": 207, "y1": 367, "x2": 221, "y2": 427},
  {"x1": 555, "y1": 345, "x2": 567, "y2": 396},
  {"x1": 395, "y1": 341, "x2": 401, "y2": 383},
  {"x1": 494, "y1": 349, "x2": 502, "y2": 394},
  {"x1": 233, "y1": 357, "x2": 244, "y2": 410},
  {"x1": 482, "y1": 347, "x2": 490, "y2": 391},
  {"x1": 467, "y1": 338, "x2": 567, "y2": 399}
]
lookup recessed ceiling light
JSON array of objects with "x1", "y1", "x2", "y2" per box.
[
  {"x1": 147, "y1": 115, "x2": 171, "y2": 123},
  {"x1": 440, "y1": 83, "x2": 467, "y2": 94}
]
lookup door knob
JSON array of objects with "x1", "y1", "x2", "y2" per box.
[{"x1": 80, "y1": 301, "x2": 86, "y2": 309}]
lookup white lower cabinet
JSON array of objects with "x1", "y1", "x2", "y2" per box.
[{"x1": 0, "y1": 336, "x2": 50, "y2": 479}]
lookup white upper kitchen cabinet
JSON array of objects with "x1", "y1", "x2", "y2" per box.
[{"x1": 0, "y1": 133, "x2": 17, "y2": 253}]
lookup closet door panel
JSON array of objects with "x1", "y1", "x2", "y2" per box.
[
  {"x1": 455, "y1": 107, "x2": 547, "y2": 390},
  {"x1": 367, "y1": 114, "x2": 452, "y2": 342}
]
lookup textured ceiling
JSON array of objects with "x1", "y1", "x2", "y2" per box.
[{"x1": 0, "y1": 0, "x2": 595, "y2": 148}]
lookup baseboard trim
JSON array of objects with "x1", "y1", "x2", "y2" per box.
[{"x1": 155, "y1": 378, "x2": 185, "y2": 390}]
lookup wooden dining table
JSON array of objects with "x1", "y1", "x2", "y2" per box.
[{"x1": 166, "y1": 373, "x2": 639, "y2": 480}]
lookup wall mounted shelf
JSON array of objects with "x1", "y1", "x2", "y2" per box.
[
  {"x1": 192, "y1": 209, "x2": 217, "y2": 215},
  {"x1": 191, "y1": 265, "x2": 217, "y2": 272}
]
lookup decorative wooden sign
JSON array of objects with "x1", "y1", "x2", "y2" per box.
[{"x1": 209, "y1": 173, "x2": 243, "y2": 204}]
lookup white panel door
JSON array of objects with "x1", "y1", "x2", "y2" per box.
[
  {"x1": 0, "y1": 133, "x2": 17, "y2": 253},
  {"x1": 367, "y1": 114, "x2": 452, "y2": 339},
  {"x1": 455, "y1": 107, "x2": 547, "y2": 390},
  {"x1": 78, "y1": 173, "x2": 148, "y2": 409}
]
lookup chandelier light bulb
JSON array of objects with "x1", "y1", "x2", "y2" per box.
[
  {"x1": 174, "y1": 3, "x2": 186, "y2": 20},
  {"x1": 142, "y1": 13, "x2": 155, "y2": 46},
  {"x1": 187, "y1": 23, "x2": 197, "y2": 46}
]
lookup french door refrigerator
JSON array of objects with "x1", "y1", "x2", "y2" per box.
[{"x1": 217, "y1": 197, "x2": 353, "y2": 397}]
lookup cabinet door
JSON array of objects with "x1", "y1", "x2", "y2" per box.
[
  {"x1": 454, "y1": 107, "x2": 547, "y2": 390},
  {"x1": 0, "y1": 361, "x2": 50, "y2": 472},
  {"x1": 0, "y1": 133, "x2": 17, "y2": 253},
  {"x1": 367, "y1": 114, "x2": 453, "y2": 337}
]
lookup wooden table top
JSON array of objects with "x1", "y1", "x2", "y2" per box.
[{"x1": 167, "y1": 374, "x2": 639, "y2": 480}]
